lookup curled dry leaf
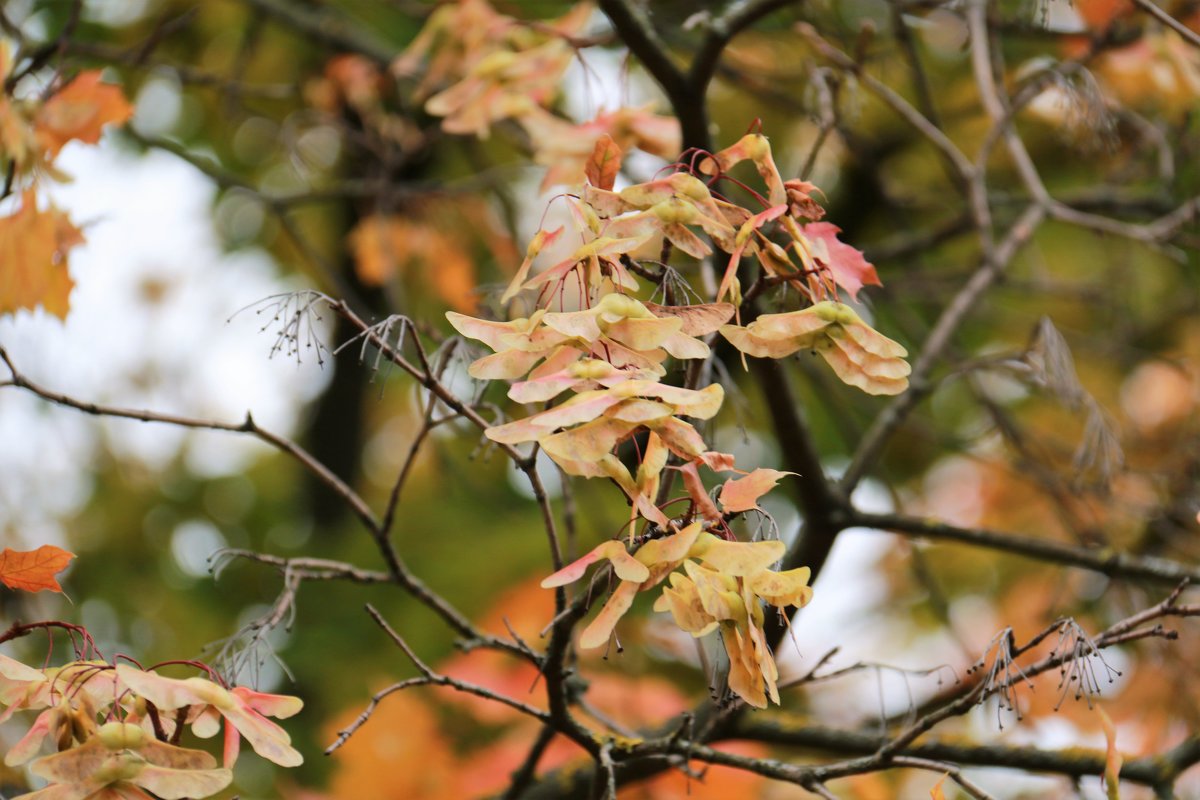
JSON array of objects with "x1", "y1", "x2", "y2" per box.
[{"x1": 584, "y1": 133, "x2": 622, "y2": 191}]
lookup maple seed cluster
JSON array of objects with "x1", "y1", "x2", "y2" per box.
[
  {"x1": 0, "y1": 656, "x2": 302, "y2": 800},
  {"x1": 443, "y1": 124, "x2": 909, "y2": 705},
  {"x1": 409, "y1": 0, "x2": 912, "y2": 706}
]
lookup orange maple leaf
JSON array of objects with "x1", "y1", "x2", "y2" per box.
[
  {"x1": 0, "y1": 545, "x2": 75, "y2": 593},
  {"x1": 34, "y1": 70, "x2": 134, "y2": 158},
  {"x1": 0, "y1": 191, "x2": 85, "y2": 319}
]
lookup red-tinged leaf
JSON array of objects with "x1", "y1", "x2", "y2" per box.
[
  {"x1": 34, "y1": 71, "x2": 133, "y2": 158},
  {"x1": 719, "y1": 468, "x2": 795, "y2": 513},
  {"x1": 930, "y1": 773, "x2": 948, "y2": 800},
  {"x1": 0, "y1": 545, "x2": 74, "y2": 593},
  {"x1": 1099, "y1": 708, "x2": 1123, "y2": 800},
  {"x1": 802, "y1": 222, "x2": 882, "y2": 301},
  {"x1": 585, "y1": 134, "x2": 622, "y2": 191}
]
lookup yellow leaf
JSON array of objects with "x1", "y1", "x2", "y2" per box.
[{"x1": 0, "y1": 191, "x2": 85, "y2": 319}]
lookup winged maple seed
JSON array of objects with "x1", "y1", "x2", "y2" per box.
[
  {"x1": 1, "y1": 660, "x2": 119, "y2": 759},
  {"x1": 15, "y1": 722, "x2": 232, "y2": 800},
  {"x1": 524, "y1": 106, "x2": 681, "y2": 190},
  {"x1": 448, "y1": 293, "x2": 727, "y2": 384},
  {"x1": 721, "y1": 301, "x2": 911, "y2": 396},
  {"x1": 394, "y1": 0, "x2": 592, "y2": 138},
  {"x1": 441, "y1": 129, "x2": 904, "y2": 707},
  {"x1": 116, "y1": 665, "x2": 303, "y2": 768},
  {"x1": 697, "y1": 132, "x2": 882, "y2": 304},
  {"x1": 0, "y1": 658, "x2": 302, "y2": 799},
  {"x1": 542, "y1": 521, "x2": 813, "y2": 708}
]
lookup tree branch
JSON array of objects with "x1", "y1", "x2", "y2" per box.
[{"x1": 853, "y1": 511, "x2": 1200, "y2": 585}]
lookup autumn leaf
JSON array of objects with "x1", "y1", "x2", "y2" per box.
[
  {"x1": 0, "y1": 191, "x2": 86, "y2": 319},
  {"x1": 802, "y1": 222, "x2": 882, "y2": 301},
  {"x1": 718, "y1": 468, "x2": 794, "y2": 513},
  {"x1": 930, "y1": 773, "x2": 948, "y2": 800},
  {"x1": 585, "y1": 134, "x2": 622, "y2": 190},
  {"x1": 0, "y1": 544, "x2": 75, "y2": 593},
  {"x1": 34, "y1": 70, "x2": 134, "y2": 158}
]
